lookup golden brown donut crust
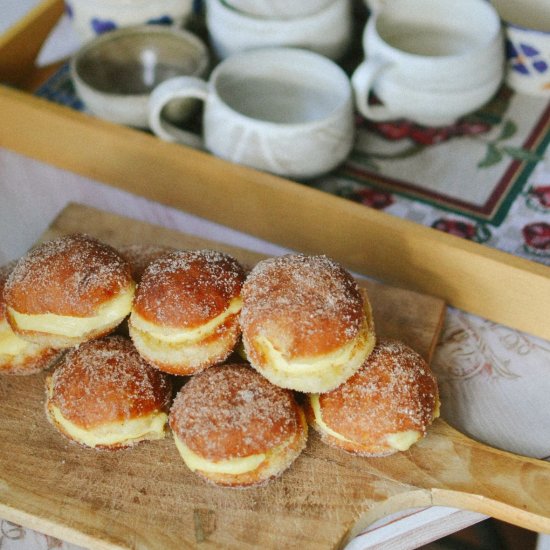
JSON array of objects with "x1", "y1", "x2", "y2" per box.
[
  {"x1": 46, "y1": 335, "x2": 172, "y2": 430},
  {"x1": 0, "y1": 346, "x2": 63, "y2": 376},
  {"x1": 133, "y1": 249, "x2": 245, "y2": 328},
  {"x1": 0, "y1": 352, "x2": 64, "y2": 376},
  {"x1": 5, "y1": 233, "x2": 133, "y2": 317},
  {"x1": 170, "y1": 364, "x2": 304, "y2": 461},
  {"x1": 240, "y1": 254, "x2": 366, "y2": 358},
  {"x1": 0, "y1": 262, "x2": 16, "y2": 321},
  {"x1": 307, "y1": 339, "x2": 439, "y2": 456},
  {"x1": 117, "y1": 243, "x2": 176, "y2": 283},
  {"x1": 0, "y1": 262, "x2": 64, "y2": 375},
  {"x1": 132, "y1": 315, "x2": 241, "y2": 376},
  {"x1": 190, "y1": 409, "x2": 307, "y2": 488}
]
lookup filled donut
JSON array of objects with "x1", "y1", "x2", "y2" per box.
[
  {"x1": 0, "y1": 262, "x2": 64, "y2": 375},
  {"x1": 306, "y1": 339, "x2": 440, "y2": 456},
  {"x1": 129, "y1": 249, "x2": 245, "y2": 376},
  {"x1": 4, "y1": 234, "x2": 135, "y2": 348},
  {"x1": 45, "y1": 335, "x2": 172, "y2": 449},
  {"x1": 240, "y1": 254, "x2": 376, "y2": 393},
  {"x1": 169, "y1": 364, "x2": 308, "y2": 487}
]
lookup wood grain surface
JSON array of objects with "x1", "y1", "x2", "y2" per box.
[
  {"x1": 0, "y1": 0, "x2": 63, "y2": 87},
  {"x1": 0, "y1": 204, "x2": 549, "y2": 550}
]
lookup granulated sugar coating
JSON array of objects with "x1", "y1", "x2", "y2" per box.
[
  {"x1": 0, "y1": 261, "x2": 17, "y2": 320},
  {"x1": 318, "y1": 339, "x2": 439, "y2": 451},
  {"x1": 5, "y1": 234, "x2": 133, "y2": 316},
  {"x1": 170, "y1": 364, "x2": 302, "y2": 460},
  {"x1": 134, "y1": 249, "x2": 245, "y2": 327},
  {"x1": 48, "y1": 335, "x2": 172, "y2": 428},
  {"x1": 117, "y1": 243, "x2": 177, "y2": 283},
  {"x1": 241, "y1": 254, "x2": 366, "y2": 356},
  {"x1": 1, "y1": 260, "x2": 64, "y2": 375}
]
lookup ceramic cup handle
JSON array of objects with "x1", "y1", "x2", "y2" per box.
[
  {"x1": 148, "y1": 76, "x2": 208, "y2": 149},
  {"x1": 351, "y1": 58, "x2": 395, "y2": 121}
]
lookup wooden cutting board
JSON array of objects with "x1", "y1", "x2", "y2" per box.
[{"x1": 0, "y1": 203, "x2": 549, "y2": 550}]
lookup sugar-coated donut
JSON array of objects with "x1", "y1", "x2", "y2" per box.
[
  {"x1": 117, "y1": 243, "x2": 176, "y2": 283},
  {"x1": 0, "y1": 262, "x2": 64, "y2": 375},
  {"x1": 240, "y1": 254, "x2": 376, "y2": 393},
  {"x1": 169, "y1": 364, "x2": 308, "y2": 487},
  {"x1": 4, "y1": 234, "x2": 135, "y2": 348},
  {"x1": 115, "y1": 244, "x2": 178, "y2": 337},
  {"x1": 45, "y1": 335, "x2": 172, "y2": 449},
  {"x1": 305, "y1": 339, "x2": 440, "y2": 456},
  {"x1": 129, "y1": 249, "x2": 246, "y2": 376}
]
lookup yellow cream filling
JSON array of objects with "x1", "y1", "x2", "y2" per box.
[
  {"x1": 0, "y1": 322, "x2": 29, "y2": 356},
  {"x1": 131, "y1": 297, "x2": 242, "y2": 344},
  {"x1": 433, "y1": 397, "x2": 441, "y2": 419},
  {"x1": 254, "y1": 334, "x2": 363, "y2": 375},
  {"x1": 48, "y1": 403, "x2": 167, "y2": 447},
  {"x1": 252, "y1": 300, "x2": 373, "y2": 378},
  {"x1": 310, "y1": 394, "x2": 424, "y2": 451},
  {"x1": 385, "y1": 430, "x2": 422, "y2": 451},
  {"x1": 174, "y1": 434, "x2": 267, "y2": 474},
  {"x1": 8, "y1": 285, "x2": 135, "y2": 337},
  {"x1": 310, "y1": 394, "x2": 355, "y2": 443}
]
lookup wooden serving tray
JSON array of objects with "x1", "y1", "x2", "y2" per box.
[
  {"x1": 2, "y1": 0, "x2": 550, "y2": 343},
  {"x1": 0, "y1": 204, "x2": 549, "y2": 550}
]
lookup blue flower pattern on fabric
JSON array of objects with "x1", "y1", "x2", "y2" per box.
[
  {"x1": 147, "y1": 15, "x2": 174, "y2": 25},
  {"x1": 64, "y1": 2, "x2": 73, "y2": 19},
  {"x1": 90, "y1": 15, "x2": 174, "y2": 36},
  {"x1": 91, "y1": 18, "x2": 117, "y2": 34},
  {"x1": 506, "y1": 39, "x2": 549, "y2": 76}
]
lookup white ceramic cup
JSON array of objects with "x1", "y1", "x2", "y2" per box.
[
  {"x1": 65, "y1": 0, "x2": 194, "y2": 43},
  {"x1": 71, "y1": 26, "x2": 209, "y2": 128},
  {"x1": 148, "y1": 48, "x2": 355, "y2": 179},
  {"x1": 205, "y1": 0, "x2": 351, "y2": 61},
  {"x1": 221, "y1": 0, "x2": 333, "y2": 19},
  {"x1": 352, "y1": 0, "x2": 505, "y2": 126},
  {"x1": 491, "y1": 0, "x2": 550, "y2": 97}
]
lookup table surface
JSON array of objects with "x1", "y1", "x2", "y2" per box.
[{"x1": 1, "y1": 2, "x2": 550, "y2": 549}]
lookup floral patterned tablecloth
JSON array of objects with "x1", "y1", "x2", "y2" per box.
[
  {"x1": 313, "y1": 88, "x2": 550, "y2": 265},
  {"x1": 0, "y1": 523, "x2": 80, "y2": 550}
]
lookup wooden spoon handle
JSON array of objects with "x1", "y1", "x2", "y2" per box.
[{"x1": 408, "y1": 420, "x2": 550, "y2": 533}]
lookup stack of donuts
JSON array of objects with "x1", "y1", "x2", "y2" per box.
[{"x1": 0, "y1": 233, "x2": 440, "y2": 488}]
